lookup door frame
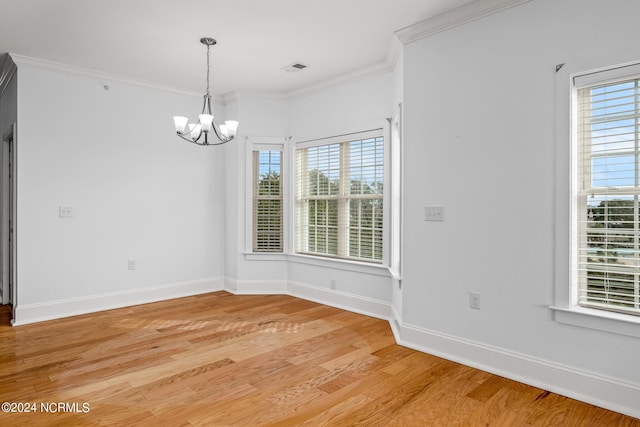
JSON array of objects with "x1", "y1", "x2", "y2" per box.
[{"x1": 1, "y1": 123, "x2": 16, "y2": 316}]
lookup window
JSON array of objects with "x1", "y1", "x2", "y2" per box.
[
  {"x1": 575, "y1": 65, "x2": 640, "y2": 316},
  {"x1": 252, "y1": 150, "x2": 283, "y2": 252},
  {"x1": 295, "y1": 130, "x2": 384, "y2": 263}
]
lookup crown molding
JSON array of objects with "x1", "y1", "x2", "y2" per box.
[
  {"x1": 395, "y1": 0, "x2": 532, "y2": 44},
  {"x1": 6, "y1": 0, "x2": 531, "y2": 108},
  {"x1": 223, "y1": 91, "x2": 288, "y2": 104},
  {"x1": 285, "y1": 60, "x2": 393, "y2": 99},
  {"x1": 6, "y1": 38, "x2": 397, "y2": 106},
  {"x1": 225, "y1": 54, "x2": 397, "y2": 103},
  {"x1": 9, "y1": 54, "x2": 206, "y2": 98},
  {"x1": 284, "y1": 32, "x2": 404, "y2": 100},
  {"x1": 4, "y1": 1, "x2": 531, "y2": 106},
  {"x1": 386, "y1": 35, "x2": 403, "y2": 71},
  {"x1": 0, "y1": 53, "x2": 17, "y2": 97}
]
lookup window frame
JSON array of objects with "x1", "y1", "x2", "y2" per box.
[
  {"x1": 245, "y1": 137, "x2": 288, "y2": 256},
  {"x1": 244, "y1": 122, "x2": 396, "y2": 279},
  {"x1": 575, "y1": 77, "x2": 640, "y2": 316},
  {"x1": 552, "y1": 57, "x2": 640, "y2": 337},
  {"x1": 294, "y1": 129, "x2": 386, "y2": 264},
  {"x1": 252, "y1": 149, "x2": 284, "y2": 253}
]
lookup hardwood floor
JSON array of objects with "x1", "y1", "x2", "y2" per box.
[{"x1": 0, "y1": 292, "x2": 637, "y2": 426}]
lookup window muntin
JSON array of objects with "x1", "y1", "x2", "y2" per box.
[
  {"x1": 295, "y1": 133, "x2": 384, "y2": 263},
  {"x1": 253, "y1": 150, "x2": 283, "y2": 252},
  {"x1": 577, "y1": 77, "x2": 640, "y2": 316}
]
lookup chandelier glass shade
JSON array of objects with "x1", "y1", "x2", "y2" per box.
[{"x1": 173, "y1": 37, "x2": 238, "y2": 146}]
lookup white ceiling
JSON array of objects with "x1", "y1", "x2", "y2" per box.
[{"x1": 0, "y1": 0, "x2": 477, "y2": 96}]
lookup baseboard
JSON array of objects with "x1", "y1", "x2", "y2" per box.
[
  {"x1": 12, "y1": 277, "x2": 224, "y2": 326},
  {"x1": 393, "y1": 320, "x2": 640, "y2": 419},
  {"x1": 287, "y1": 280, "x2": 392, "y2": 320},
  {"x1": 225, "y1": 279, "x2": 288, "y2": 295},
  {"x1": 388, "y1": 304, "x2": 403, "y2": 340}
]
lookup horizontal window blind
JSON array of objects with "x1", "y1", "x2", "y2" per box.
[
  {"x1": 295, "y1": 132, "x2": 383, "y2": 262},
  {"x1": 577, "y1": 77, "x2": 640, "y2": 316},
  {"x1": 253, "y1": 150, "x2": 283, "y2": 252}
]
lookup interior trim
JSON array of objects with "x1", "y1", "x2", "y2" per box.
[{"x1": 395, "y1": 0, "x2": 532, "y2": 44}]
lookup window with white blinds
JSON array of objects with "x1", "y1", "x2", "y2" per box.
[
  {"x1": 576, "y1": 71, "x2": 640, "y2": 316},
  {"x1": 295, "y1": 131, "x2": 384, "y2": 263},
  {"x1": 253, "y1": 150, "x2": 283, "y2": 252}
]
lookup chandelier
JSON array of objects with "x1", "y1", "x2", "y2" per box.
[{"x1": 173, "y1": 37, "x2": 239, "y2": 145}]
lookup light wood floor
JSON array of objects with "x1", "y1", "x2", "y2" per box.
[{"x1": 0, "y1": 292, "x2": 637, "y2": 426}]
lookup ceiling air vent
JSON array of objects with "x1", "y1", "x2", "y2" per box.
[{"x1": 283, "y1": 62, "x2": 309, "y2": 72}]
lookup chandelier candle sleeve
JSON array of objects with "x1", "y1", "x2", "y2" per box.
[
  {"x1": 225, "y1": 120, "x2": 238, "y2": 135},
  {"x1": 173, "y1": 116, "x2": 188, "y2": 134},
  {"x1": 199, "y1": 114, "x2": 214, "y2": 132},
  {"x1": 172, "y1": 37, "x2": 239, "y2": 146}
]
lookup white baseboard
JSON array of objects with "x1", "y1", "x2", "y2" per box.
[
  {"x1": 393, "y1": 320, "x2": 640, "y2": 420},
  {"x1": 225, "y1": 279, "x2": 287, "y2": 295},
  {"x1": 287, "y1": 280, "x2": 392, "y2": 320},
  {"x1": 223, "y1": 276, "x2": 238, "y2": 293},
  {"x1": 12, "y1": 277, "x2": 224, "y2": 326}
]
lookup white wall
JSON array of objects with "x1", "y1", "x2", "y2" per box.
[
  {"x1": 13, "y1": 64, "x2": 226, "y2": 323},
  {"x1": 223, "y1": 94, "x2": 289, "y2": 291},
  {"x1": 221, "y1": 75, "x2": 396, "y2": 307},
  {"x1": 289, "y1": 73, "x2": 393, "y2": 142},
  {"x1": 401, "y1": 0, "x2": 640, "y2": 415},
  {"x1": 9, "y1": 59, "x2": 397, "y2": 319}
]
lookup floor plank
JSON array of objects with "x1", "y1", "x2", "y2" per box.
[{"x1": 0, "y1": 292, "x2": 637, "y2": 426}]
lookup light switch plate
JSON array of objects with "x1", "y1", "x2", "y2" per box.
[
  {"x1": 470, "y1": 292, "x2": 481, "y2": 310},
  {"x1": 425, "y1": 206, "x2": 444, "y2": 221},
  {"x1": 59, "y1": 206, "x2": 74, "y2": 218}
]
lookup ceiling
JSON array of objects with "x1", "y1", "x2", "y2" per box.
[{"x1": 0, "y1": 0, "x2": 477, "y2": 97}]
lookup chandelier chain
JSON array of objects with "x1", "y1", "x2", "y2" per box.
[{"x1": 206, "y1": 44, "x2": 210, "y2": 95}]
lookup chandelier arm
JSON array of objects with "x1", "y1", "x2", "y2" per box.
[
  {"x1": 200, "y1": 138, "x2": 228, "y2": 146},
  {"x1": 210, "y1": 122, "x2": 234, "y2": 143},
  {"x1": 176, "y1": 132, "x2": 201, "y2": 144},
  {"x1": 176, "y1": 132, "x2": 222, "y2": 146},
  {"x1": 176, "y1": 128, "x2": 231, "y2": 146},
  {"x1": 201, "y1": 94, "x2": 213, "y2": 115}
]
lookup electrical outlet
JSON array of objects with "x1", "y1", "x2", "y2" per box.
[
  {"x1": 330, "y1": 279, "x2": 336, "y2": 289},
  {"x1": 128, "y1": 260, "x2": 137, "y2": 271},
  {"x1": 469, "y1": 292, "x2": 481, "y2": 310},
  {"x1": 425, "y1": 206, "x2": 444, "y2": 221}
]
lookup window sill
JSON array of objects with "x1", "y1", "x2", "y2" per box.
[
  {"x1": 243, "y1": 252, "x2": 391, "y2": 277},
  {"x1": 287, "y1": 253, "x2": 390, "y2": 276},
  {"x1": 244, "y1": 253, "x2": 288, "y2": 262},
  {"x1": 549, "y1": 305, "x2": 640, "y2": 338}
]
